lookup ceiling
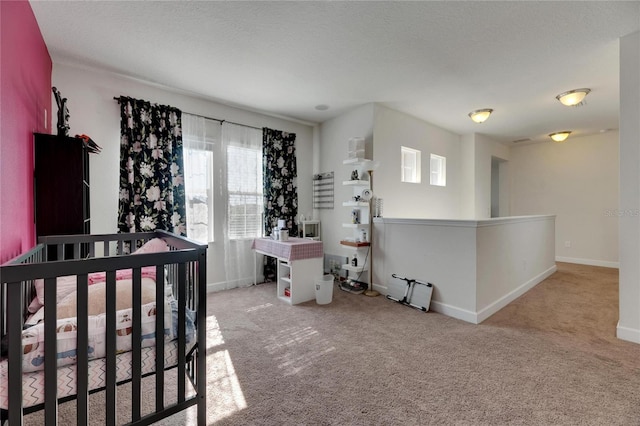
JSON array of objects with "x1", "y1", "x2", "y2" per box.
[{"x1": 30, "y1": 1, "x2": 640, "y2": 145}]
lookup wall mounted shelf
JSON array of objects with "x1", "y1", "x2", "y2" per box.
[{"x1": 340, "y1": 240, "x2": 370, "y2": 247}]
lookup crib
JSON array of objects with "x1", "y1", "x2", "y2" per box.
[{"x1": 0, "y1": 231, "x2": 207, "y2": 425}]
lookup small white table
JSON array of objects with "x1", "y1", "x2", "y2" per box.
[{"x1": 252, "y1": 237, "x2": 324, "y2": 304}]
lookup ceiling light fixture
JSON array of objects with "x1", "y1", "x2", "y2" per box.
[
  {"x1": 468, "y1": 108, "x2": 493, "y2": 123},
  {"x1": 549, "y1": 131, "x2": 571, "y2": 142},
  {"x1": 315, "y1": 104, "x2": 329, "y2": 111},
  {"x1": 555, "y1": 88, "x2": 591, "y2": 106}
]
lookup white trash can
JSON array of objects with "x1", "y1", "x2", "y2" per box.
[{"x1": 315, "y1": 274, "x2": 335, "y2": 305}]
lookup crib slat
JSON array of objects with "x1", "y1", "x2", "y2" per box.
[
  {"x1": 155, "y1": 264, "x2": 165, "y2": 412},
  {"x1": 131, "y1": 267, "x2": 142, "y2": 422},
  {"x1": 105, "y1": 270, "x2": 117, "y2": 426},
  {"x1": 1, "y1": 284, "x2": 5, "y2": 338},
  {"x1": 178, "y1": 262, "x2": 187, "y2": 402},
  {"x1": 7, "y1": 282, "x2": 24, "y2": 425},
  {"x1": 44, "y1": 277, "x2": 58, "y2": 424},
  {"x1": 197, "y1": 248, "x2": 207, "y2": 426},
  {"x1": 76, "y1": 273, "x2": 89, "y2": 425}
]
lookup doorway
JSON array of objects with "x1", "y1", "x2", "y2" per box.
[{"x1": 491, "y1": 156, "x2": 509, "y2": 218}]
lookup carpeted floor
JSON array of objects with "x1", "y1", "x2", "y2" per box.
[{"x1": 27, "y1": 262, "x2": 640, "y2": 425}]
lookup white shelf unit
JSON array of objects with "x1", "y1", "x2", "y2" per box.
[
  {"x1": 341, "y1": 159, "x2": 372, "y2": 277},
  {"x1": 342, "y1": 180, "x2": 369, "y2": 186},
  {"x1": 343, "y1": 158, "x2": 363, "y2": 166},
  {"x1": 342, "y1": 201, "x2": 369, "y2": 207},
  {"x1": 277, "y1": 260, "x2": 292, "y2": 301},
  {"x1": 275, "y1": 257, "x2": 322, "y2": 305},
  {"x1": 341, "y1": 263, "x2": 367, "y2": 274},
  {"x1": 342, "y1": 223, "x2": 368, "y2": 229},
  {"x1": 300, "y1": 220, "x2": 321, "y2": 240}
]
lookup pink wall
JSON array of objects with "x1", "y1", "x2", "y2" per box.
[{"x1": 0, "y1": 0, "x2": 52, "y2": 263}]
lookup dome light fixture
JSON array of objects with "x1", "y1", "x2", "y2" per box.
[
  {"x1": 555, "y1": 88, "x2": 591, "y2": 107},
  {"x1": 468, "y1": 108, "x2": 493, "y2": 123},
  {"x1": 549, "y1": 131, "x2": 571, "y2": 142}
]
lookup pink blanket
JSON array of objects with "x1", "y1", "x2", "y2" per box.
[{"x1": 87, "y1": 266, "x2": 157, "y2": 284}]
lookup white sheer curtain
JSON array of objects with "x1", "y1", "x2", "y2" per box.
[
  {"x1": 183, "y1": 114, "x2": 262, "y2": 290},
  {"x1": 182, "y1": 114, "x2": 221, "y2": 244},
  {"x1": 222, "y1": 122, "x2": 263, "y2": 288}
]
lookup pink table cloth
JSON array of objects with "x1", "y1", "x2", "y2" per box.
[{"x1": 252, "y1": 237, "x2": 323, "y2": 261}]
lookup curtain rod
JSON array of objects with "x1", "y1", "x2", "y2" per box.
[{"x1": 113, "y1": 96, "x2": 262, "y2": 131}]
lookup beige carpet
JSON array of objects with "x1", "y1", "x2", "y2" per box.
[{"x1": 27, "y1": 262, "x2": 640, "y2": 425}]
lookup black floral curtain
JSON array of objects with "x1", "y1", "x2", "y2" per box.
[
  {"x1": 263, "y1": 128, "x2": 298, "y2": 280},
  {"x1": 117, "y1": 96, "x2": 186, "y2": 237},
  {"x1": 263, "y1": 127, "x2": 298, "y2": 236}
]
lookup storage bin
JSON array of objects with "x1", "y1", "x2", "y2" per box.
[{"x1": 315, "y1": 274, "x2": 335, "y2": 304}]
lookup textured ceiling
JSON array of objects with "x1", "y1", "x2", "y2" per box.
[{"x1": 30, "y1": 1, "x2": 640, "y2": 144}]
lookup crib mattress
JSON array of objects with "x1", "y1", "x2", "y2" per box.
[{"x1": 0, "y1": 340, "x2": 186, "y2": 410}]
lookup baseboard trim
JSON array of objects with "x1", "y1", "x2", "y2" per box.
[
  {"x1": 429, "y1": 300, "x2": 478, "y2": 324},
  {"x1": 208, "y1": 277, "x2": 257, "y2": 293},
  {"x1": 379, "y1": 266, "x2": 558, "y2": 325},
  {"x1": 475, "y1": 264, "x2": 558, "y2": 324},
  {"x1": 371, "y1": 283, "x2": 387, "y2": 294},
  {"x1": 374, "y1": 283, "x2": 478, "y2": 323},
  {"x1": 556, "y1": 256, "x2": 619, "y2": 269},
  {"x1": 616, "y1": 322, "x2": 640, "y2": 344}
]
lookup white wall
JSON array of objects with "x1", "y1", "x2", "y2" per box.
[
  {"x1": 475, "y1": 216, "x2": 556, "y2": 321},
  {"x1": 460, "y1": 134, "x2": 476, "y2": 218},
  {"x1": 317, "y1": 103, "x2": 375, "y2": 259},
  {"x1": 510, "y1": 131, "x2": 619, "y2": 268},
  {"x1": 459, "y1": 133, "x2": 510, "y2": 219},
  {"x1": 618, "y1": 30, "x2": 640, "y2": 344},
  {"x1": 372, "y1": 105, "x2": 463, "y2": 219},
  {"x1": 473, "y1": 133, "x2": 510, "y2": 219},
  {"x1": 52, "y1": 62, "x2": 314, "y2": 288},
  {"x1": 374, "y1": 219, "x2": 477, "y2": 316},
  {"x1": 373, "y1": 215, "x2": 556, "y2": 324}
]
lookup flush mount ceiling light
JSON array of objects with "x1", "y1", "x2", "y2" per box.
[
  {"x1": 314, "y1": 104, "x2": 329, "y2": 111},
  {"x1": 468, "y1": 108, "x2": 493, "y2": 123},
  {"x1": 555, "y1": 88, "x2": 591, "y2": 106},
  {"x1": 549, "y1": 131, "x2": 571, "y2": 142}
]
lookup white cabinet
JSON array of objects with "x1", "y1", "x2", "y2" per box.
[
  {"x1": 253, "y1": 238, "x2": 324, "y2": 305},
  {"x1": 341, "y1": 159, "x2": 371, "y2": 277},
  {"x1": 276, "y1": 257, "x2": 323, "y2": 304}
]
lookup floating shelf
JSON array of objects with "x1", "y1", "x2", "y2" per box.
[
  {"x1": 342, "y1": 264, "x2": 368, "y2": 273},
  {"x1": 342, "y1": 180, "x2": 369, "y2": 186},
  {"x1": 340, "y1": 240, "x2": 370, "y2": 247},
  {"x1": 342, "y1": 223, "x2": 368, "y2": 229},
  {"x1": 342, "y1": 201, "x2": 369, "y2": 207},
  {"x1": 343, "y1": 158, "x2": 365, "y2": 165}
]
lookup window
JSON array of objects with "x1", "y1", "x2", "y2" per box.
[
  {"x1": 430, "y1": 154, "x2": 446, "y2": 186},
  {"x1": 227, "y1": 144, "x2": 263, "y2": 240},
  {"x1": 184, "y1": 117, "x2": 262, "y2": 243},
  {"x1": 401, "y1": 146, "x2": 421, "y2": 183},
  {"x1": 184, "y1": 146, "x2": 214, "y2": 243},
  {"x1": 183, "y1": 115, "x2": 220, "y2": 243}
]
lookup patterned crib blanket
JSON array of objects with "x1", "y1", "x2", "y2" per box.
[
  {"x1": 0, "y1": 339, "x2": 191, "y2": 410},
  {"x1": 10, "y1": 299, "x2": 195, "y2": 374}
]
